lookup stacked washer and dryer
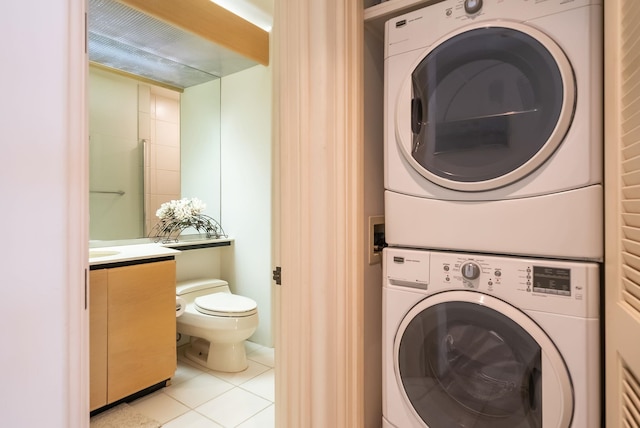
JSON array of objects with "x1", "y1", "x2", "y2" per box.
[{"x1": 381, "y1": 1, "x2": 602, "y2": 427}]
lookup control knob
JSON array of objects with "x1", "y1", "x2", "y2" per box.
[
  {"x1": 464, "y1": 0, "x2": 483, "y2": 14},
  {"x1": 461, "y1": 261, "x2": 481, "y2": 280}
]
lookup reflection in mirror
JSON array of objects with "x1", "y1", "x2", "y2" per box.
[
  {"x1": 180, "y1": 79, "x2": 222, "y2": 231},
  {"x1": 89, "y1": 66, "x2": 221, "y2": 241}
]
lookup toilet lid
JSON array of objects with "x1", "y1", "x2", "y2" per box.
[{"x1": 194, "y1": 293, "x2": 258, "y2": 317}]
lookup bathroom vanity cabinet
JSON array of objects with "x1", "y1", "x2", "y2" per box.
[
  {"x1": 89, "y1": 269, "x2": 108, "y2": 410},
  {"x1": 89, "y1": 259, "x2": 177, "y2": 411}
]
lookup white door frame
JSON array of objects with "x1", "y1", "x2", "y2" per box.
[{"x1": 273, "y1": 0, "x2": 365, "y2": 426}]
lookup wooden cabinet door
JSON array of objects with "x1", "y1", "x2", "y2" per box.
[
  {"x1": 107, "y1": 260, "x2": 176, "y2": 403},
  {"x1": 89, "y1": 269, "x2": 108, "y2": 411}
]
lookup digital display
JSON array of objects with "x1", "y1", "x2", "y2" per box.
[{"x1": 533, "y1": 266, "x2": 571, "y2": 296}]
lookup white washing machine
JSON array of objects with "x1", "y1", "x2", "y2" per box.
[
  {"x1": 384, "y1": 0, "x2": 603, "y2": 260},
  {"x1": 382, "y1": 247, "x2": 600, "y2": 428}
]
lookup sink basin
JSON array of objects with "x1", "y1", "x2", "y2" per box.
[{"x1": 89, "y1": 250, "x2": 120, "y2": 259}]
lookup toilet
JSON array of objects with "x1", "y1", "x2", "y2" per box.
[{"x1": 176, "y1": 278, "x2": 258, "y2": 372}]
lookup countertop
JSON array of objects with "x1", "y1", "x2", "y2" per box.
[
  {"x1": 88, "y1": 236, "x2": 234, "y2": 266},
  {"x1": 89, "y1": 243, "x2": 181, "y2": 266}
]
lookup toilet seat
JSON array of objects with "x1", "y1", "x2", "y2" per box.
[{"x1": 194, "y1": 293, "x2": 258, "y2": 317}]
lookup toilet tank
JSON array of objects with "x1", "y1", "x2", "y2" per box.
[{"x1": 176, "y1": 278, "x2": 230, "y2": 297}]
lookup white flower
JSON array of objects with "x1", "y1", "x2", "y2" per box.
[
  {"x1": 189, "y1": 198, "x2": 206, "y2": 215},
  {"x1": 156, "y1": 198, "x2": 206, "y2": 222}
]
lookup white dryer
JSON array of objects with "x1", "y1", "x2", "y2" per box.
[
  {"x1": 384, "y1": 0, "x2": 603, "y2": 260},
  {"x1": 382, "y1": 247, "x2": 600, "y2": 428}
]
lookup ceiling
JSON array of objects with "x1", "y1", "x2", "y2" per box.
[{"x1": 211, "y1": 0, "x2": 273, "y2": 31}]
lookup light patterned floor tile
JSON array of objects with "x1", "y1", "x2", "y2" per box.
[
  {"x1": 163, "y1": 410, "x2": 224, "y2": 428},
  {"x1": 164, "y1": 373, "x2": 234, "y2": 408},
  {"x1": 125, "y1": 344, "x2": 275, "y2": 426},
  {"x1": 172, "y1": 359, "x2": 208, "y2": 386},
  {"x1": 247, "y1": 347, "x2": 274, "y2": 368},
  {"x1": 208, "y1": 359, "x2": 270, "y2": 386},
  {"x1": 128, "y1": 390, "x2": 189, "y2": 424},
  {"x1": 236, "y1": 404, "x2": 275, "y2": 428},
  {"x1": 195, "y1": 388, "x2": 271, "y2": 427},
  {"x1": 240, "y1": 369, "x2": 274, "y2": 401}
]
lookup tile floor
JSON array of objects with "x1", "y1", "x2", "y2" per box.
[{"x1": 129, "y1": 342, "x2": 275, "y2": 427}]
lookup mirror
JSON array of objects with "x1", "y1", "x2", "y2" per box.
[
  {"x1": 89, "y1": 66, "x2": 221, "y2": 241},
  {"x1": 87, "y1": 0, "x2": 269, "y2": 243}
]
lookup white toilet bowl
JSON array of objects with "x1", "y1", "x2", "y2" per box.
[{"x1": 176, "y1": 278, "x2": 258, "y2": 372}]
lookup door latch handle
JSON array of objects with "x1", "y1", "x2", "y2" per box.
[{"x1": 272, "y1": 266, "x2": 282, "y2": 285}]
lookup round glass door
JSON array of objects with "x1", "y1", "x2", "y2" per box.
[
  {"x1": 394, "y1": 291, "x2": 573, "y2": 428},
  {"x1": 395, "y1": 22, "x2": 575, "y2": 191}
]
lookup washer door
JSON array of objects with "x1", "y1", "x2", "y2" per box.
[
  {"x1": 395, "y1": 22, "x2": 575, "y2": 191},
  {"x1": 394, "y1": 291, "x2": 573, "y2": 428}
]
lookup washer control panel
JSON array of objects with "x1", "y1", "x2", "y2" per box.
[
  {"x1": 430, "y1": 252, "x2": 575, "y2": 297},
  {"x1": 384, "y1": 248, "x2": 599, "y2": 316},
  {"x1": 431, "y1": 252, "x2": 573, "y2": 297}
]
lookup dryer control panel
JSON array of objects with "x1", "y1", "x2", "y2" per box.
[
  {"x1": 464, "y1": 0, "x2": 483, "y2": 15},
  {"x1": 385, "y1": 0, "x2": 599, "y2": 59}
]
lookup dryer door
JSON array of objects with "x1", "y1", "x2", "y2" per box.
[
  {"x1": 395, "y1": 22, "x2": 575, "y2": 192},
  {"x1": 394, "y1": 291, "x2": 573, "y2": 428}
]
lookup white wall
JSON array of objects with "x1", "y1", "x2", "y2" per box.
[
  {"x1": 220, "y1": 65, "x2": 273, "y2": 346},
  {"x1": 363, "y1": 28, "x2": 386, "y2": 428},
  {"x1": 1, "y1": 1, "x2": 87, "y2": 426}
]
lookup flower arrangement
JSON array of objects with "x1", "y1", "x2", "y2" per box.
[
  {"x1": 156, "y1": 197, "x2": 206, "y2": 222},
  {"x1": 149, "y1": 197, "x2": 226, "y2": 243}
]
